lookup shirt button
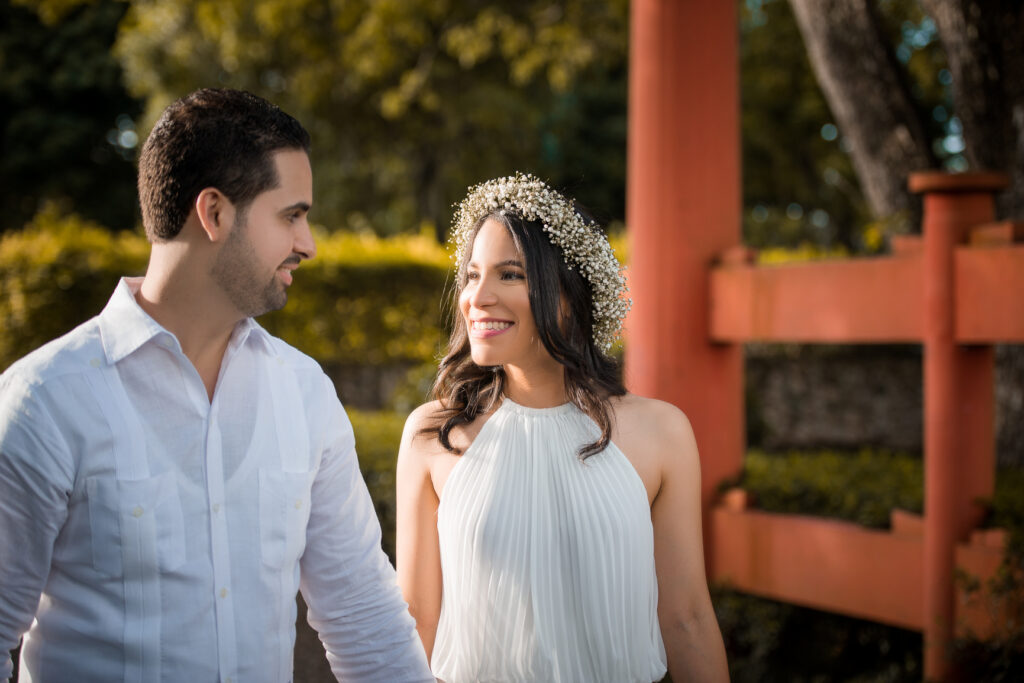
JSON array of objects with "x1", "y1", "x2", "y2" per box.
[
  {"x1": 132, "y1": 506, "x2": 144, "y2": 517},
  {"x1": 294, "y1": 500, "x2": 303, "y2": 510},
  {"x1": 212, "y1": 503, "x2": 221, "y2": 513},
  {"x1": 89, "y1": 358, "x2": 101, "y2": 368},
  {"x1": 219, "y1": 588, "x2": 228, "y2": 599},
  {"x1": 225, "y1": 677, "x2": 232, "y2": 683}
]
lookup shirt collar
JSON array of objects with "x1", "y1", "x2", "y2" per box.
[
  {"x1": 98, "y1": 277, "x2": 278, "y2": 364},
  {"x1": 231, "y1": 317, "x2": 278, "y2": 357}
]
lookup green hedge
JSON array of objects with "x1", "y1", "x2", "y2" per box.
[
  {"x1": 0, "y1": 207, "x2": 635, "y2": 377},
  {"x1": 348, "y1": 409, "x2": 406, "y2": 563},
  {"x1": 735, "y1": 449, "x2": 925, "y2": 528},
  {"x1": 0, "y1": 206, "x2": 149, "y2": 369},
  {"x1": 0, "y1": 207, "x2": 452, "y2": 373}
]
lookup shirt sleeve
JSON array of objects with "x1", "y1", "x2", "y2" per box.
[
  {"x1": 298, "y1": 373, "x2": 433, "y2": 683},
  {"x1": 0, "y1": 374, "x2": 75, "y2": 682}
]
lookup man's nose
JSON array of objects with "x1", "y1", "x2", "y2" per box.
[{"x1": 294, "y1": 219, "x2": 316, "y2": 260}]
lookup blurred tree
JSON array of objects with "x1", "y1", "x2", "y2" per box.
[
  {"x1": 789, "y1": 0, "x2": 936, "y2": 221},
  {"x1": 789, "y1": 0, "x2": 1023, "y2": 227},
  {"x1": 113, "y1": 0, "x2": 628, "y2": 238},
  {"x1": 919, "y1": 0, "x2": 1024, "y2": 218},
  {"x1": 740, "y1": 0, "x2": 873, "y2": 249},
  {"x1": 0, "y1": 0, "x2": 143, "y2": 233},
  {"x1": 11, "y1": 0, "x2": 1011, "y2": 251},
  {"x1": 740, "y1": 0, "x2": 961, "y2": 250}
]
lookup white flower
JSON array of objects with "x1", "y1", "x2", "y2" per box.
[{"x1": 451, "y1": 172, "x2": 630, "y2": 352}]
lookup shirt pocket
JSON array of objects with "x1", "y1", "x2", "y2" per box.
[
  {"x1": 86, "y1": 471, "x2": 187, "y2": 578},
  {"x1": 258, "y1": 468, "x2": 315, "y2": 570}
]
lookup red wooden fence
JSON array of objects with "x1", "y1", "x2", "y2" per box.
[{"x1": 706, "y1": 173, "x2": 1019, "y2": 679}]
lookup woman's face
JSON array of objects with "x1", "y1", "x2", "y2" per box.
[{"x1": 459, "y1": 218, "x2": 549, "y2": 369}]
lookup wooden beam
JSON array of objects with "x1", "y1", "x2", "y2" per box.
[
  {"x1": 709, "y1": 504, "x2": 1008, "y2": 636},
  {"x1": 955, "y1": 244, "x2": 1024, "y2": 342},
  {"x1": 710, "y1": 505, "x2": 925, "y2": 630},
  {"x1": 709, "y1": 245, "x2": 1024, "y2": 344},
  {"x1": 709, "y1": 256, "x2": 924, "y2": 343}
]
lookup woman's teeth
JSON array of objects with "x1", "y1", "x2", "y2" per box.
[{"x1": 474, "y1": 321, "x2": 512, "y2": 331}]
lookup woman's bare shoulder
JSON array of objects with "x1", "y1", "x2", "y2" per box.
[
  {"x1": 403, "y1": 400, "x2": 445, "y2": 434},
  {"x1": 612, "y1": 393, "x2": 695, "y2": 441},
  {"x1": 401, "y1": 400, "x2": 490, "y2": 457},
  {"x1": 399, "y1": 400, "x2": 451, "y2": 460}
]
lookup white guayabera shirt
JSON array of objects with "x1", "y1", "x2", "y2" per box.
[{"x1": 0, "y1": 278, "x2": 432, "y2": 683}]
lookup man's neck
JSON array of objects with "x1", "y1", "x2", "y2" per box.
[{"x1": 137, "y1": 262, "x2": 242, "y2": 402}]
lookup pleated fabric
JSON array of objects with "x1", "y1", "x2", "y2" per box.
[{"x1": 432, "y1": 398, "x2": 667, "y2": 683}]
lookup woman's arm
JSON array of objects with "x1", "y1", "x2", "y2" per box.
[
  {"x1": 650, "y1": 404, "x2": 730, "y2": 682},
  {"x1": 395, "y1": 403, "x2": 444, "y2": 662}
]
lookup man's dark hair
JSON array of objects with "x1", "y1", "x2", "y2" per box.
[{"x1": 137, "y1": 88, "x2": 311, "y2": 242}]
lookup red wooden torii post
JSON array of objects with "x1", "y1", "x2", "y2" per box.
[
  {"x1": 625, "y1": 0, "x2": 744, "y2": 513},
  {"x1": 625, "y1": 1, "x2": 1022, "y2": 681}
]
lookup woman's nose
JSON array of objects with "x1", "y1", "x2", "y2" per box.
[{"x1": 468, "y1": 276, "x2": 498, "y2": 307}]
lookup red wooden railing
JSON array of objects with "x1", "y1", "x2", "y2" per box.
[
  {"x1": 706, "y1": 173, "x2": 1020, "y2": 679},
  {"x1": 624, "y1": 2, "x2": 1019, "y2": 679}
]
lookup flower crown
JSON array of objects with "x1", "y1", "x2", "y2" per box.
[{"x1": 451, "y1": 172, "x2": 631, "y2": 351}]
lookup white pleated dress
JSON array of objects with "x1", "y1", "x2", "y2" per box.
[{"x1": 433, "y1": 398, "x2": 668, "y2": 683}]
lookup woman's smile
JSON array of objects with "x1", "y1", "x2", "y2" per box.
[{"x1": 469, "y1": 319, "x2": 514, "y2": 337}]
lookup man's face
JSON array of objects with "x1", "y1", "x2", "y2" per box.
[{"x1": 211, "y1": 149, "x2": 315, "y2": 317}]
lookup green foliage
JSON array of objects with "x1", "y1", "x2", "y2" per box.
[
  {"x1": 0, "y1": 209, "x2": 452, "y2": 374},
  {"x1": 737, "y1": 449, "x2": 1024, "y2": 543},
  {"x1": 113, "y1": 0, "x2": 629, "y2": 237},
  {"x1": 740, "y1": 0, "x2": 870, "y2": 251},
  {"x1": 988, "y1": 467, "x2": 1024, "y2": 557},
  {"x1": 755, "y1": 243, "x2": 850, "y2": 265},
  {"x1": 953, "y1": 553, "x2": 1024, "y2": 682},
  {"x1": 736, "y1": 449, "x2": 925, "y2": 527},
  {"x1": 0, "y1": 0, "x2": 143, "y2": 233},
  {"x1": 348, "y1": 408, "x2": 406, "y2": 562},
  {"x1": 740, "y1": 0, "x2": 958, "y2": 252},
  {"x1": 952, "y1": 467, "x2": 1024, "y2": 680},
  {"x1": 714, "y1": 586, "x2": 923, "y2": 683},
  {"x1": 0, "y1": 209, "x2": 628, "y2": 384},
  {"x1": 259, "y1": 229, "x2": 450, "y2": 367},
  {"x1": 952, "y1": 564, "x2": 1024, "y2": 681},
  {"x1": 0, "y1": 205, "x2": 149, "y2": 367}
]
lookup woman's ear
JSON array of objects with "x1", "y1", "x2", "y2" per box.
[{"x1": 194, "y1": 188, "x2": 235, "y2": 243}]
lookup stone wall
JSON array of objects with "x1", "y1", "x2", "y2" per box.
[{"x1": 745, "y1": 344, "x2": 1024, "y2": 467}]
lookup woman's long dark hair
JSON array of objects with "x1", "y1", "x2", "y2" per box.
[{"x1": 424, "y1": 210, "x2": 626, "y2": 459}]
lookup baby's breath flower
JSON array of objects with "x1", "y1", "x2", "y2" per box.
[{"x1": 451, "y1": 173, "x2": 631, "y2": 352}]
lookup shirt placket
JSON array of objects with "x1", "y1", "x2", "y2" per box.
[{"x1": 205, "y1": 400, "x2": 239, "y2": 683}]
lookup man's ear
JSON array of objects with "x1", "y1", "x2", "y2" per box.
[{"x1": 194, "y1": 188, "x2": 235, "y2": 242}]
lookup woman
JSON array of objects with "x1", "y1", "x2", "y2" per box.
[{"x1": 396, "y1": 173, "x2": 729, "y2": 682}]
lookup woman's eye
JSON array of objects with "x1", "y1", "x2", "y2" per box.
[
  {"x1": 466, "y1": 271, "x2": 480, "y2": 281},
  {"x1": 501, "y1": 270, "x2": 525, "y2": 281}
]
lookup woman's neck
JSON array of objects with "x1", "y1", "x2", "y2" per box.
[{"x1": 502, "y1": 362, "x2": 567, "y2": 408}]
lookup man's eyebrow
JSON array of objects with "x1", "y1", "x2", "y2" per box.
[{"x1": 281, "y1": 201, "x2": 311, "y2": 213}]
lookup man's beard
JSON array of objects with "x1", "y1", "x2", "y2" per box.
[{"x1": 210, "y1": 212, "x2": 287, "y2": 318}]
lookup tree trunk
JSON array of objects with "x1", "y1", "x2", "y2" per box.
[
  {"x1": 920, "y1": 0, "x2": 1024, "y2": 218},
  {"x1": 788, "y1": 0, "x2": 936, "y2": 223}
]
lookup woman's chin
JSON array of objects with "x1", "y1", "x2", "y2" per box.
[{"x1": 470, "y1": 348, "x2": 504, "y2": 368}]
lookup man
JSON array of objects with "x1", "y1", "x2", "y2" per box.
[{"x1": 0, "y1": 89, "x2": 433, "y2": 682}]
